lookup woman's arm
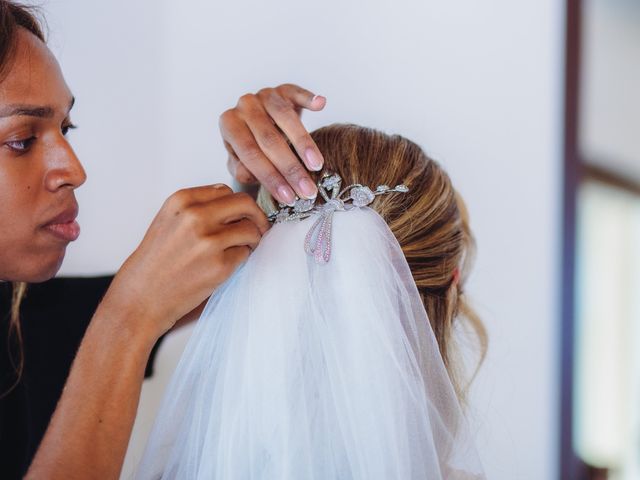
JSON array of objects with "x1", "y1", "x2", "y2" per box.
[
  {"x1": 26, "y1": 184, "x2": 269, "y2": 480},
  {"x1": 26, "y1": 301, "x2": 154, "y2": 479},
  {"x1": 26, "y1": 83, "x2": 324, "y2": 479}
]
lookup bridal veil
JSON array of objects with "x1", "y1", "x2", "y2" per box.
[{"x1": 136, "y1": 204, "x2": 485, "y2": 479}]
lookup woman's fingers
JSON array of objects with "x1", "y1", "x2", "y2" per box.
[
  {"x1": 217, "y1": 218, "x2": 262, "y2": 251},
  {"x1": 164, "y1": 184, "x2": 234, "y2": 213},
  {"x1": 234, "y1": 163, "x2": 257, "y2": 185},
  {"x1": 219, "y1": 83, "x2": 326, "y2": 204},
  {"x1": 225, "y1": 141, "x2": 258, "y2": 185},
  {"x1": 223, "y1": 245, "x2": 253, "y2": 270},
  {"x1": 190, "y1": 192, "x2": 270, "y2": 235},
  {"x1": 271, "y1": 83, "x2": 326, "y2": 112},
  {"x1": 220, "y1": 110, "x2": 296, "y2": 205},
  {"x1": 239, "y1": 96, "x2": 318, "y2": 200},
  {"x1": 259, "y1": 88, "x2": 325, "y2": 173}
]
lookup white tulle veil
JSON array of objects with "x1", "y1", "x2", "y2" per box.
[{"x1": 136, "y1": 191, "x2": 485, "y2": 479}]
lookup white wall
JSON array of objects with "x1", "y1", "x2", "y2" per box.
[
  {"x1": 46, "y1": 0, "x2": 168, "y2": 275},
  {"x1": 43, "y1": 1, "x2": 564, "y2": 479}
]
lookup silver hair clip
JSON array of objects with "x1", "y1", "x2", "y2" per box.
[{"x1": 268, "y1": 172, "x2": 409, "y2": 264}]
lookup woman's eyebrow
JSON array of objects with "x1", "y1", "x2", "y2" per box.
[
  {"x1": 0, "y1": 105, "x2": 54, "y2": 118},
  {"x1": 0, "y1": 97, "x2": 75, "y2": 118}
]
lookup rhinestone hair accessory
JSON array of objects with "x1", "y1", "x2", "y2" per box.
[{"x1": 267, "y1": 172, "x2": 409, "y2": 264}]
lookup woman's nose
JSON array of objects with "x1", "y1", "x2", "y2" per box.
[{"x1": 43, "y1": 139, "x2": 87, "y2": 192}]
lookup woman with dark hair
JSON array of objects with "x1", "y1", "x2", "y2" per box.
[{"x1": 0, "y1": 2, "x2": 324, "y2": 478}]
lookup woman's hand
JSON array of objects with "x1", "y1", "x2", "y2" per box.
[
  {"x1": 28, "y1": 184, "x2": 268, "y2": 480},
  {"x1": 219, "y1": 83, "x2": 327, "y2": 206},
  {"x1": 100, "y1": 183, "x2": 269, "y2": 343}
]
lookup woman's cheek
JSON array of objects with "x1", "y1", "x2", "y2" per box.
[{"x1": 0, "y1": 163, "x2": 53, "y2": 281}]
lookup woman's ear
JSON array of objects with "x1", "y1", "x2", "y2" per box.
[{"x1": 452, "y1": 267, "x2": 460, "y2": 286}]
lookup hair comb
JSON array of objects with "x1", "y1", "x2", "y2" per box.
[{"x1": 268, "y1": 172, "x2": 409, "y2": 264}]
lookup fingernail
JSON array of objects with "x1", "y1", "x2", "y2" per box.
[
  {"x1": 299, "y1": 177, "x2": 318, "y2": 199},
  {"x1": 212, "y1": 183, "x2": 227, "y2": 189},
  {"x1": 305, "y1": 148, "x2": 323, "y2": 171},
  {"x1": 277, "y1": 185, "x2": 296, "y2": 206},
  {"x1": 311, "y1": 95, "x2": 326, "y2": 105}
]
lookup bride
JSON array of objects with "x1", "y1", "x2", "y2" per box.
[{"x1": 136, "y1": 124, "x2": 487, "y2": 479}]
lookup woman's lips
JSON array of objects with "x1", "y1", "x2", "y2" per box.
[
  {"x1": 42, "y1": 205, "x2": 81, "y2": 242},
  {"x1": 43, "y1": 220, "x2": 81, "y2": 242}
]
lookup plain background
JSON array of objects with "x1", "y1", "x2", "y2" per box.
[{"x1": 42, "y1": 0, "x2": 564, "y2": 478}]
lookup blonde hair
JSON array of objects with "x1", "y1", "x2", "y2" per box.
[
  {"x1": 1, "y1": 281, "x2": 27, "y2": 398},
  {"x1": 259, "y1": 124, "x2": 487, "y2": 402}
]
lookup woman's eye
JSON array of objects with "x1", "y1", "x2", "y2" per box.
[
  {"x1": 6, "y1": 137, "x2": 36, "y2": 152},
  {"x1": 62, "y1": 123, "x2": 77, "y2": 136}
]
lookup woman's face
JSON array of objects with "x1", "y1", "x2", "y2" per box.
[{"x1": 0, "y1": 28, "x2": 85, "y2": 282}]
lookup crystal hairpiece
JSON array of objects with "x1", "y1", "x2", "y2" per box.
[{"x1": 268, "y1": 172, "x2": 409, "y2": 264}]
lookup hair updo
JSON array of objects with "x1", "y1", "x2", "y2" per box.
[{"x1": 259, "y1": 123, "x2": 488, "y2": 402}]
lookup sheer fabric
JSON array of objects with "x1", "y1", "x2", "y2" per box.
[{"x1": 136, "y1": 207, "x2": 484, "y2": 479}]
